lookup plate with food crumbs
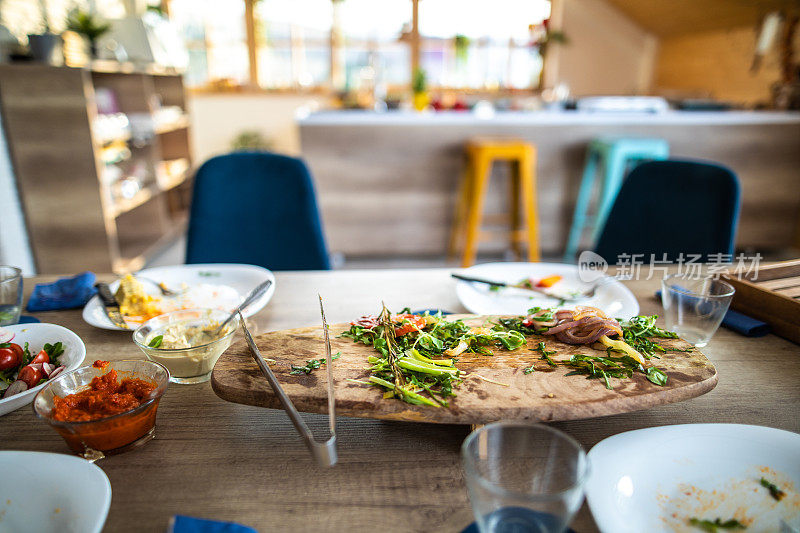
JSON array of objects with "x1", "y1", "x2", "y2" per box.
[
  {"x1": 455, "y1": 262, "x2": 639, "y2": 318},
  {"x1": 83, "y1": 263, "x2": 275, "y2": 330},
  {"x1": 0, "y1": 451, "x2": 110, "y2": 532},
  {"x1": 585, "y1": 424, "x2": 800, "y2": 533}
]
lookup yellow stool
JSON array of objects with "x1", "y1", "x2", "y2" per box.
[{"x1": 449, "y1": 138, "x2": 540, "y2": 267}]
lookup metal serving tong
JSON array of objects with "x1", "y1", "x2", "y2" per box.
[{"x1": 237, "y1": 295, "x2": 337, "y2": 467}]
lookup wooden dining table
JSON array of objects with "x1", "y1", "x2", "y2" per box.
[{"x1": 3, "y1": 269, "x2": 799, "y2": 533}]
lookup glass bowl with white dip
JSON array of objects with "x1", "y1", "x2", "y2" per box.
[{"x1": 133, "y1": 309, "x2": 238, "y2": 384}]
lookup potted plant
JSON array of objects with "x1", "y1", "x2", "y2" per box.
[
  {"x1": 27, "y1": 0, "x2": 61, "y2": 63},
  {"x1": 529, "y1": 18, "x2": 569, "y2": 90},
  {"x1": 412, "y1": 68, "x2": 429, "y2": 111},
  {"x1": 66, "y1": 8, "x2": 110, "y2": 58}
]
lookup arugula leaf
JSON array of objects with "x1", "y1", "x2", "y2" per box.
[
  {"x1": 688, "y1": 517, "x2": 746, "y2": 531},
  {"x1": 523, "y1": 364, "x2": 536, "y2": 374},
  {"x1": 536, "y1": 342, "x2": 558, "y2": 367},
  {"x1": 43, "y1": 342, "x2": 65, "y2": 366},
  {"x1": 290, "y1": 352, "x2": 341, "y2": 375},
  {"x1": 760, "y1": 477, "x2": 785, "y2": 501},
  {"x1": 646, "y1": 366, "x2": 668, "y2": 386},
  {"x1": 21, "y1": 342, "x2": 32, "y2": 365},
  {"x1": 148, "y1": 335, "x2": 163, "y2": 348}
]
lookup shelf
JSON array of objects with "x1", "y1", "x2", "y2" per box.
[
  {"x1": 113, "y1": 214, "x2": 188, "y2": 273},
  {"x1": 0, "y1": 65, "x2": 192, "y2": 274},
  {"x1": 89, "y1": 60, "x2": 184, "y2": 77},
  {"x1": 157, "y1": 158, "x2": 191, "y2": 191},
  {"x1": 155, "y1": 115, "x2": 191, "y2": 135},
  {"x1": 108, "y1": 186, "x2": 155, "y2": 219}
]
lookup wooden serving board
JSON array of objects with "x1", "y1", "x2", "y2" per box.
[{"x1": 211, "y1": 317, "x2": 718, "y2": 425}]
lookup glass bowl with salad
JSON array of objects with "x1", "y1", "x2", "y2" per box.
[{"x1": 132, "y1": 308, "x2": 238, "y2": 384}]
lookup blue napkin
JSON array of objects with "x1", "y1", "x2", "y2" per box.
[
  {"x1": 655, "y1": 290, "x2": 770, "y2": 337},
  {"x1": 169, "y1": 516, "x2": 257, "y2": 533},
  {"x1": 26, "y1": 272, "x2": 97, "y2": 312}
]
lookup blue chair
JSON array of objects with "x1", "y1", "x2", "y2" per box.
[
  {"x1": 593, "y1": 160, "x2": 740, "y2": 263},
  {"x1": 564, "y1": 137, "x2": 669, "y2": 261},
  {"x1": 185, "y1": 152, "x2": 330, "y2": 270}
]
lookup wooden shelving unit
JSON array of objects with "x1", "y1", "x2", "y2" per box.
[{"x1": 0, "y1": 64, "x2": 193, "y2": 274}]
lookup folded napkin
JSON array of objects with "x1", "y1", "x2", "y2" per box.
[
  {"x1": 26, "y1": 272, "x2": 97, "y2": 312},
  {"x1": 654, "y1": 290, "x2": 770, "y2": 337},
  {"x1": 169, "y1": 516, "x2": 257, "y2": 533}
]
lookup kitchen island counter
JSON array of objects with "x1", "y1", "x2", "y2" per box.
[{"x1": 299, "y1": 110, "x2": 800, "y2": 259}]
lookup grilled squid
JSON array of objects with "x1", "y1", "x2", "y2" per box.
[{"x1": 525, "y1": 306, "x2": 647, "y2": 366}]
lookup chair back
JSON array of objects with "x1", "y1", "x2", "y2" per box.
[
  {"x1": 186, "y1": 152, "x2": 330, "y2": 270},
  {"x1": 594, "y1": 160, "x2": 740, "y2": 263}
]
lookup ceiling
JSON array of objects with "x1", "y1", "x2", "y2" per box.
[{"x1": 605, "y1": 0, "x2": 799, "y2": 37}]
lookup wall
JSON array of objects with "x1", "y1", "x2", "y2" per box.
[
  {"x1": 0, "y1": 108, "x2": 36, "y2": 275},
  {"x1": 545, "y1": 0, "x2": 657, "y2": 96},
  {"x1": 654, "y1": 25, "x2": 800, "y2": 105},
  {"x1": 187, "y1": 93, "x2": 331, "y2": 165}
]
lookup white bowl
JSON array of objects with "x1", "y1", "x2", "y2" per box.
[
  {"x1": 0, "y1": 323, "x2": 86, "y2": 416},
  {"x1": 0, "y1": 450, "x2": 111, "y2": 532}
]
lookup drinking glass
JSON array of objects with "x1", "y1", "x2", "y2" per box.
[
  {"x1": 661, "y1": 274, "x2": 735, "y2": 347},
  {"x1": 462, "y1": 422, "x2": 589, "y2": 533},
  {"x1": 0, "y1": 266, "x2": 22, "y2": 326}
]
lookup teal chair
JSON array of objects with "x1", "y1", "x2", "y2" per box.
[{"x1": 564, "y1": 137, "x2": 669, "y2": 261}]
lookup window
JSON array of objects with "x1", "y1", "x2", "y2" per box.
[
  {"x1": 255, "y1": 0, "x2": 332, "y2": 88},
  {"x1": 419, "y1": 0, "x2": 550, "y2": 89},
  {"x1": 170, "y1": 0, "x2": 249, "y2": 87},
  {"x1": 168, "y1": 0, "x2": 550, "y2": 92}
]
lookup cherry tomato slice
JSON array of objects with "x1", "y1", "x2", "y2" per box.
[
  {"x1": 7, "y1": 343, "x2": 23, "y2": 360},
  {"x1": 393, "y1": 314, "x2": 426, "y2": 336},
  {"x1": 30, "y1": 349, "x2": 49, "y2": 365},
  {"x1": 0, "y1": 348, "x2": 21, "y2": 371},
  {"x1": 18, "y1": 365, "x2": 44, "y2": 388},
  {"x1": 536, "y1": 275, "x2": 562, "y2": 288}
]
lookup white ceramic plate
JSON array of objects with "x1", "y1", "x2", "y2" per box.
[
  {"x1": 0, "y1": 323, "x2": 85, "y2": 416},
  {"x1": 586, "y1": 424, "x2": 800, "y2": 533},
  {"x1": 83, "y1": 263, "x2": 276, "y2": 331},
  {"x1": 0, "y1": 451, "x2": 111, "y2": 532},
  {"x1": 454, "y1": 262, "x2": 639, "y2": 318}
]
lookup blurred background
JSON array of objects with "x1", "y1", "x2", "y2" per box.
[{"x1": 0, "y1": 0, "x2": 798, "y2": 275}]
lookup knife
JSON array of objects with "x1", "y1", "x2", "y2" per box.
[
  {"x1": 450, "y1": 273, "x2": 579, "y2": 302},
  {"x1": 95, "y1": 282, "x2": 130, "y2": 329}
]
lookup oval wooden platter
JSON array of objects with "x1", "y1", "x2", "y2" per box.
[{"x1": 211, "y1": 316, "x2": 718, "y2": 425}]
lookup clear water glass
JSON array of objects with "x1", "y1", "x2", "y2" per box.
[
  {"x1": 462, "y1": 422, "x2": 589, "y2": 533},
  {"x1": 661, "y1": 274, "x2": 735, "y2": 347},
  {"x1": 0, "y1": 266, "x2": 22, "y2": 326}
]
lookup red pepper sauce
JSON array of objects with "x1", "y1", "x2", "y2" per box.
[{"x1": 52, "y1": 368, "x2": 156, "y2": 422}]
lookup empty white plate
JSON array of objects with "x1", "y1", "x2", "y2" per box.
[
  {"x1": 0, "y1": 323, "x2": 85, "y2": 416},
  {"x1": 586, "y1": 424, "x2": 800, "y2": 533},
  {"x1": 0, "y1": 451, "x2": 111, "y2": 532},
  {"x1": 83, "y1": 263, "x2": 275, "y2": 331},
  {"x1": 455, "y1": 262, "x2": 639, "y2": 318}
]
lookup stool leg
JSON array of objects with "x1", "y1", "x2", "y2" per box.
[
  {"x1": 564, "y1": 151, "x2": 598, "y2": 262},
  {"x1": 462, "y1": 153, "x2": 491, "y2": 268},
  {"x1": 592, "y1": 150, "x2": 628, "y2": 243},
  {"x1": 519, "y1": 147, "x2": 540, "y2": 262},
  {"x1": 509, "y1": 160, "x2": 522, "y2": 260},
  {"x1": 448, "y1": 154, "x2": 473, "y2": 261}
]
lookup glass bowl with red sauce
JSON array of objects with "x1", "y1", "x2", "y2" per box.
[{"x1": 33, "y1": 360, "x2": 169, "y2": 456}]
